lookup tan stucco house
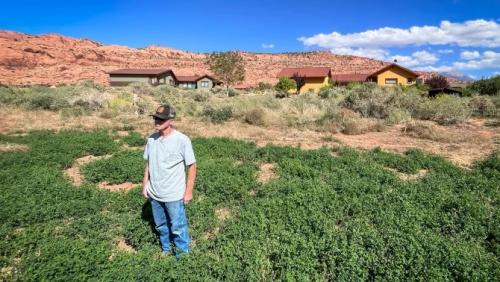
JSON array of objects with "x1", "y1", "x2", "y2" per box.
[
  {"x1": 331, "y1": 64, "x2": 419, "y2": 86},
  {"x1": 277, "y1": 67, "x2": 331, "y2": 94}
]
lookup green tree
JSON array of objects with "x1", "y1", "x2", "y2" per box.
[
  {"x1": 275, "y1": 77, "x2": 297, "y2": 96},
  {"x1": 468, "y1": 75, "x2": 500, "y2": 95},
  {"x1": 205, "y1": 51, "x2": 245, "y2": 96}
]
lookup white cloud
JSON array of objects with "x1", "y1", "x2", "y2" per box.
[
  {"x1": 419, "y1": 50, "x2": 500, "y2": 72},
  {"x1": 460, "y1": 50, "x2": 480, "y2": 60},
  {"x1": 453, "y1": 50, "x2": 500, "y2": 69},
  {"x1": 261, "y1": 43, "x2": 275, "y2": 49},
  {"x1": 437, "y1": 49, "x2": 454, "y2": 54},
  {"x1": 390, "y1": 51, "x2": 439, "y2": 67},
  {"x1": 298, "y1": 19, "x2": 500, "y2": 49}
]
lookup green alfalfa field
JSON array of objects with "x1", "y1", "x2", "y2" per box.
[{"x1": 0, "y1": 129, "x2": 498, "y2": 281}]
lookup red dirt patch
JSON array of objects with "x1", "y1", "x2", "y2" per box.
[
  {"x1": 386, "y1": 168, "x2": 428, "y2": 181},
  {"x1": 0, "y1": 142, "x2": 29, "y2": 152},
  {"x1": 258, "y1": 163, "x2": 276, "y2": 184},
  {"x1": 64, "y1": 155, "x2": 111, "y2": 186},
  {"x1": 97, "y1": 181, "x2": 139, "y2": 192}
]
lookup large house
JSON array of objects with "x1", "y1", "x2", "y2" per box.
[
  {"x1": 176, "y1": 75, "x2": 220, "y2": 90},
  {"x1": 107, "y1": 68, "x2": 176, "y2": 86},
  {"x1": 331, "y1": 64, "x2": 419, "y2": 86},
  {"x1": 108, "y1": 68, "x2": 219, "y2": 89},
  {"x1": 277, "y1": 67, "x2": 331, "y2": 94}
]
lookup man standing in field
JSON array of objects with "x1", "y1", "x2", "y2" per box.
[{"x1": 142, "y1": 104, "x2": 197, "y2": 258}]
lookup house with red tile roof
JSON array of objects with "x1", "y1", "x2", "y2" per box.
[{"x1": 331, "y1": 64, "x2": 419, "y2": 86}]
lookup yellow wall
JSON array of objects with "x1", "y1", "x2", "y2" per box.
[
  {"x1": 376, "y1": 67, "x2": 416, "y2": 86},
  {"x1": 298, "y1": 76, "x2": 329, "y2": 94}
]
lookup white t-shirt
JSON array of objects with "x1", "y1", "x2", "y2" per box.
[{"x1": 143, "y1": 130, "x2": 196, "y2": 202}]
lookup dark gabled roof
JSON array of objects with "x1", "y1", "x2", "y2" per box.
[
  {"x1": 107, "y1": 68, "x2": 173, "y2": 76},
  {"x1": 176, "y1": 75, "x2": 220, "y2": 83},
  {"x1": 176, "y1": 76, "x2": 199, "y2": 82},
  {"x1": 331, "y1": 73, "x2": 371, "y2": 83},
  {"x1": 277, "y1": 67, "x2": 331, "y2": 78},
  {"x1": 368, "y1": 63, "x2": 419, "y2": 78}
]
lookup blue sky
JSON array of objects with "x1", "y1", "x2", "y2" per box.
[{"x1": 1, "y1": 0, "x2": 499, "y2": 78}]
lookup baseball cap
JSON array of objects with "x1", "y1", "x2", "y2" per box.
[{"x1": 150, "y1": 104, "x2": 176, "y2": 120}]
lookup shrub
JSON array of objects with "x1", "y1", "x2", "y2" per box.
[
  {"x1": 341, "y1": 117, "x2": 386, "y2": 135},
  {"x1": 202, "y1": 106, "x2": 233, "y2": 123},
  {"x1": 468, "y1": 95, "x2": 497, "y2": 117},
  {"x1": 227, "y1": 88, "x2": 239, "y2": 97},
  {"x1": 318, "y1": 83, "x2": 336, "y2": 98},
  {"x1": 60, "y1": 107, "x2": 91, "y2": 118},
  {"x1": 468, "y1": 75, "x2": 500, "y2": 96},
  {"x1": 192, "y1": 91, "x2": 210, "y2": 102},
  {"x1": 244, "y1": 108, "x2": 267, "y2": 126},
  {"x1": 386, "y1": 108, "x2": 412, "y2": 124},
  {"x1": 342, "y1": 84, "x2": 394, "y2": 118},
  {"x1": 129, "y1": 82, "x2": 154, "y2": 96},
  {"x1": 402, "y1": 120, "x2": 462, "y2": 143},
  {"x1": 255, "y1": 82, "x2": 273, "y2": 92},
  {"x1": 425, "y1": 75, "x2": 449, "y2": 89},
  {"x1": 415, "y1": 95, "x2": 471, "y2": 124},
  {"x1": 275, "y1": 77, "x2": 296, "y2": 93},
  {"x1": 27, "y1": 93, "x2": 70, "y2": 110}
]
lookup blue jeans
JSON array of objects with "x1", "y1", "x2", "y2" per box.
[{"x1": 149, "y1": 198, "x2": 190, "y2": 255}]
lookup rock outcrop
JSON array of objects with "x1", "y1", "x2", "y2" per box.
[{"x1": 0, "y1": 30, "x2": 463, "y2": 87}]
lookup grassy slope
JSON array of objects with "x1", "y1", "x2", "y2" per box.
[{"x1": 0, "y1": 130, "x2": 498, "y2": 281}]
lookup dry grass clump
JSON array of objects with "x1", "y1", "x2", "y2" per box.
[
  {"x1": 342, "y1": 118, "x2": 386, "y2": 135},
  {"x1": 401, "y1": 120, "x2": 465, "y2": 143},
  {"x1": 244, "y1": 108, "x2": 268, "y2": 126}
]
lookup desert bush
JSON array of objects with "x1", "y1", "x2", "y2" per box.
[
  {"x1": 342, "y1": 84, "x2": 395, "y2": 118},
  {"x1": 227, "y1": 88, "x2": 239, "y2": 97},
  {"x1": 202, "y1": 105, "x2": 233, "y2": 123},
  {"x1": 275, "y1": 77, "x2": 296, "y2": 93},
  {"x1": 244, "y1": 108, "x2": 267, "y2": 126},
  {"x1": 468, "y1": 75, "x2": 500, "y2": 96},
  {"x1": 402, "y1": 120, "x2": 462, "y2": 143},
  {"x1": 341, "y1": 117, "x2": 386, "y2": 135},
  {"x1": 386, "y1": 108, "x2": 412, "y2": 124},
  {"x1": 425, "y1": 75, "x2": 450, "y2": 89},
  {"x1": 60, "y1": 107, "x2": 91, "y2": 118},
  {"x1": 192, "y1": 91, "x2": 210, "y2": 102},
  {"x1": 415, "y1": 95, "x2": 471, "y2": 124},
  {"x1": 106, "y1": 94, "x2": 134, "y2": 113},
  {"x1": 26, "y1": 93, "x2": 70, "y2": 110},
  {"x1": 314, "y1": 103, "x2": 344, "y2": 133},
  {"x1": 255, "y1": 82, "x2": 273, "y2": 92},
  {"x1": 468, "y1": 95, "x2": 497, "y2": 117},
  {"x1": 128, "y1": 82, "x2": 154, "y2": 96}
]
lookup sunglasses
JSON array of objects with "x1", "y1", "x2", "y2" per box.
[{"x1": 153, "y1": 117, "x2": 167, "y2": 123}]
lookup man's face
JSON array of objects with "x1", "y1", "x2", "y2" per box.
[{"x1": 153, "y1": 117, "x2": 173, "y2": 130}]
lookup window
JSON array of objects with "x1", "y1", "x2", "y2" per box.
[
  {"x1": 385, "y1": 78, "x2": 398, "y2": 85},
  {"x1": 200, "y1": 81, "x2": 209, "y2": 88}
]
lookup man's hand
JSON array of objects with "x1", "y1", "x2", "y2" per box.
[
  {"x1": 183, "y1": 192, "x2": 192, "y2": 205},
  {"x1": 142, "y1": 187, "x2": 149, "y2": 199}
]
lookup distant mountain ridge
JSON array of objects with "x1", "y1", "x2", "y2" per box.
[{"x1": 0, "y1": 30, "x2": 468, "y2": 87}]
